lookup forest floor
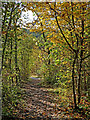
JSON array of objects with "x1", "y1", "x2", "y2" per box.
[
  {"x1": 3, "y1": 77, "x2": 88, "y2": 120},
  {"x1": 19, "y1": 78, "x2": 64, "y2": 120},
  {"x1": 15, "y1": 77, "x2": 87, "y2": 120}
]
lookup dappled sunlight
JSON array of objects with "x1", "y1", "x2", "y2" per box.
[{"x1": 2, "y1": 2, "x2": 89, "y2": 120}]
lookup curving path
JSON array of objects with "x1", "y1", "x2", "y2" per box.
[
  {"x1": 20, "y1": 77, "x2": 64, "y2": 120},
  {"x1": 3, "y1": 77, "x2": 87, "y2": 120}
]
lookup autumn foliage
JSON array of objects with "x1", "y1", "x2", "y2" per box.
[{"x1": 1, "y1": 2, "x2": 90, "y2": 119}]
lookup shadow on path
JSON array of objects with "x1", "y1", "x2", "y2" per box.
[{"x1": 19, "y1": 77, "x2": 64, "y2": 120}]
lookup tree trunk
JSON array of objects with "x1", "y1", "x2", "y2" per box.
[
  {"x1": 10, "y1": 38, "x2": 12, "y2": 68},
  {"x1": 2, "y1": 4, "x2": 14, "y2": 68},
  {"x1": 14, "y1": 27, "x2": 18, "y2": 84},
  {"x1": 78, "y1": 7, "x2": 84, "y2": 104},
  {"x1": 48, "y1": 48, "x2": 50, "y2": 65},
  {"x1": 82, "y1": 64, "x2": 87, "y2": 95},
  {"x1": 72, "y1": 53, "x2": 77, "y2": 109},
  {"x1": 78, "y1": 52, "x2": 83, "y2": 104},
  {"x1": 87, "y1": 57, "x2": 90, "y2": 97}
]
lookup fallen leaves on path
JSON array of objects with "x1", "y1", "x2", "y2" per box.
[{"x1": 10, "y1": 78, "x2": 89, "y2": 120}]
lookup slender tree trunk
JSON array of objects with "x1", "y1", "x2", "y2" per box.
[
  {"x1": 48, "y1": 48, "x2": 50, "y2": 65},
  {"x1": 78, "y1": 52, "x2": 83, "y2": 104},
  {"x1": 14, "y1": 25, "x2": 18, "y2": 84},
  {"x1": 78, "y1": 7, "x2": 84, "y2": 104},
  {"x1": 9, "y1": 38, "x2": 14, "y2": 84},
  {"x1": 9, "y1": 38, "x2": 12, "y2": 69},
  {"x1": 87, "y1": 56, "x2": 90, "y2": 97},
  {"x1": 72, "y1": 53, "x2": 77, "y2": 109},
  {"x1": 13, "y1": 14, "x2": 21, "y2": 84},
  {"x1": 2, "y1": 5, "x2": 14, "y2": 68},
  {"x1": 84, "y1": 69, "x2": 87, "y2": 95}
]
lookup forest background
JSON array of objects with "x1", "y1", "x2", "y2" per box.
[{"x1": 1, "y1": 1, "x2": 90, "y2": 119}]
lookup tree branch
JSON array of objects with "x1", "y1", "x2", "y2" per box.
[
  {"x1": 82, "y1": 54, "x2": 90, "y2": 61},
  {"x1": 49, "y1": 3, "x2": 76, "y2": 53}
]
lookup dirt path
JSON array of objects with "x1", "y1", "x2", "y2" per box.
[
  {"x1": 20, "y1": 78, "x2": 64, "y2": 120},
  {"x1": 2, "y1": 78, "x2": 88, "y2": 120}
]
